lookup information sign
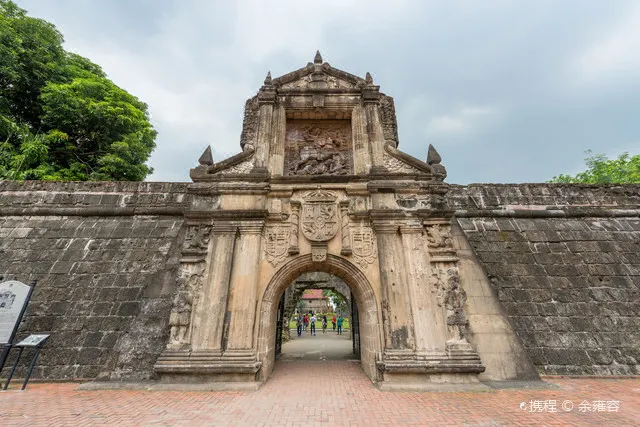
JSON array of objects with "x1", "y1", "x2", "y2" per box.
[{"x1": 0, "y1": 280, "x2": 31, "y2": 344}]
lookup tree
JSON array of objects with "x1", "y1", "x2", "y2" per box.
[
  {"x1": 549, "y1": 150, "x2": 640, "y2": 184},
  {"x1": 322, "y1": 289, "x2": 348, "y2": 315},
  {"x1": 0, "y1": 1, "x2": 156, "y2": 181}
]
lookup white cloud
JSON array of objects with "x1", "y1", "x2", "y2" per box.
[
  {"x1": 572, "y1": 4, "x2": 640, "y2": 85},
  {"x1": 425, "y1": 106, "x2": 500, "y2": 139}
]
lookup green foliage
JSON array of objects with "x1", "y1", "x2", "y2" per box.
[
  {"x1": 322, "y1": 289, "x2": 349, "y2": 314},
  {"x1": 0, "y1": 0, "x2": 156, "y2": 181},
  {"x1": 549, "y1": 150, "x2": 640, "y2": 184}
]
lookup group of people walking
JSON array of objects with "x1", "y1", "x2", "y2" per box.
[{"x1": 295, "y1": 314, "x2": 344, "y2": 337}]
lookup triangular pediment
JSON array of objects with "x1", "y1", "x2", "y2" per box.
[{"x1": 273, "y1": 62, "x2": 367, "y2": 91}]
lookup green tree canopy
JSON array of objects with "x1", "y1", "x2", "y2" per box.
[
  {"x1": 0, "y1": 0, "x2": 156, "y2": 181},
  {"x1": 549, "y1": 151, "x2": 640, "y2": 184}
]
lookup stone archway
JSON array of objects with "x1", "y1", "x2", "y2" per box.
[
  {"x1": 256, "y1": 254, "x2": 382, "y2": 383},
  {"x1": 281, "y1": 272, "x2": 351, "y2": 341},
  {"x1": 154, "y1": 52, "x2": 495, "y2": 391}
]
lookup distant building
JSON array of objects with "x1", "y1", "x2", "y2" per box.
[{"x1": 300, "y1": 289, "x2": 329, "y2": 314}]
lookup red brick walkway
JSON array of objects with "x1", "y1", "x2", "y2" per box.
[{"x1": 3, "y1": 361, "x2": 639, "y2": 426}]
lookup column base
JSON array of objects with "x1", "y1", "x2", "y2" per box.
[
  {"x1": 154, "y1": 349, "x2": 262, "y2": 384},
  {"x1": 376, "y1": 347, "x2": 485, "y2": 391}
]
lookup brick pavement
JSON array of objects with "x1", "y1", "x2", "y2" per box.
[{"x1": 2, "y1": 360, "x2": 639, "y2": 426}]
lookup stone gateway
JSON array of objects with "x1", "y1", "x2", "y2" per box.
[{"x1": 0, "y1": 52, "x2": 638, "y2": 387}]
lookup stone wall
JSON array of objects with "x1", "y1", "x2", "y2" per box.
[
  {"x1": 0, "y1": 181, "x2": 188, "y2": 380},
  {"x1": 449, "y1": 184, "x2": 640, "y2": 375},
  {"x1": 1, "y1": 181, "x2": 638, "y2": 380}
]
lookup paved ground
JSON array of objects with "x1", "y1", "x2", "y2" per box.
[
  {"x1": 3, "y1": 361, "x2": 639, "y2": 426},
  {"x1": 281, "y1": 330, "x2": 355, "y2": 360}
]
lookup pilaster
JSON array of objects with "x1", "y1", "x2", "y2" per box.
[
  {"x1": 351, "y1": 105, "x2": 371, "y2": 174},
  {"x1": 364, "y1": 100, "x2": 386, "y2": 172},
  {"x1": 225, "y1": 221, "x2": 264, "y2": 353},
  {"x1": 190, "y1": 223, "x2": 238, "y2": 352},
  {"x1": 255, "y1": 84, "x2": 276, "y2": 169},
  {"x1": 399, "y1": 223, "x2": 447, "y2": 352},
  {"x1": 371, "y1": 217, "x2": 415, "y2": 351},
  {"x1": 268, "y1": 104, "x2": 286, "y2": 175}
]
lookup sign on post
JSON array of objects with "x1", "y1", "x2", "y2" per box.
[{"x1": 0, "y1": 280, "x2": 32, "y2": 345}]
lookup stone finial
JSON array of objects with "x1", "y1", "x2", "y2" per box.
[
  {"x1": 314, "y1": 50, "x2": 323, "y2": 64},
  {"x1": 427, "y1": 144, "x2": 442, "y2": 165},
  {"x1": 198, "y1": 145, "x2": 214, "y2": 166},
  {"x1": 365, "y1": 72, "x2": 373, "y2": 84},
  {"x1": 264, "y1": 71, "x2": 272, "y2": 86}
]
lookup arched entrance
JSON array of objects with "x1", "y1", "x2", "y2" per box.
[
  {"x1": 256, "y1": 254, "x2": 382, "y2": 383},
  {"x1": 154, "y1": 52, "x2": 495, "y2": 391},
  {"x1": 277, "y1": 272, "x2": 355, "y2": 355}
]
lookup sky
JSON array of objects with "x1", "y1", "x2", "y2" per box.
[{"x1": 15, "y1": 0, "x2": 640, "y2": 184}]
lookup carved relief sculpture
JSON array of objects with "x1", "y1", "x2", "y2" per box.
[
  {"x1": 289, "y1": 201, "x2": 301, "y2": 254},
  {"x1": 382, "y1": 151, "x2": 422, "y2": 174},
  {"x1": 339, "y1": 201, "x2": 352, "y2": 255},
  {"x1": 425, "y1": 224, "x2": 453, "y2": 249},
  {"x1": 351, "y1": 221, "x2": 377, "y2": 269},
  {"x1": 169, "y1": 291, "x2": 192, "y2": 346},
  {"x1": 264, "y1": 225, "x2": 291, "y2": 267},
  {"x1": 442, "y1": 268, "x2": 469, "y2": 342},
  {"x1": 284, "y1": 121, "x2": 353, "y2": 176},
  {"x1": 301, "y1": 190, "x2": 339, "y2": 242},
  {"x1": 216, "y1": 159, "x2": 254, "y2": 175},
  {"x1": 168, "y1": 269, "x2": 203, "y2": 349},
  {"x1": 184, "y1": 225, "x2": 213, "y2": 252}
]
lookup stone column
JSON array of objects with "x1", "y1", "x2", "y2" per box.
[
  {"x1": 365, "y1": 103, "x2": 385, "y2": 169},
  {"x1": 372, "y1": 220, "x2": 415, "y2": 351},
  {"x1": 224, "y1": 221, "x2": 264, "y2": 352},
  {"x1": 400, "y1": 223, "x2": 447, "y2": 352},
  {"x1": 351, "y1": 105, "x2": 371, "y2": 174},
  {"x1": 269, "y1": 104, "x2": 286, "y2": 175},
  {"x1": 288, "y1": 201, "x2": 300, "y2": 255},
  {"x1": 190, "y1": 224, "x2": 237, "y2": 351}
]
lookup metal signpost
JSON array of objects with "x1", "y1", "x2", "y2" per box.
[
  {"x1": 0, "y1": 279, "x2": 37, "y2": 389},
  {"x1": 3, "y1": 334, "x2": 50, "y2": 390}
]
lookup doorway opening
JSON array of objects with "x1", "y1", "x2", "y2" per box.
[
  {"x1": 275, "y1": 272, "x2": 360, "y2": 361},
  {"x1": 255, "y1": 254, "x2": 382, "y2": 383}
]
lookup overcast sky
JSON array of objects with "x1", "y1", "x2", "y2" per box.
[{"x1": 16, "y1": 0, "x2": 640, "y2": 184}]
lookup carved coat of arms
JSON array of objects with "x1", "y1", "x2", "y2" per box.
[
  {"x1": 301, "y1": 190, "x2": 339, "y2": 242},
  {"x1": 352, "y1": 225, "x2": 376, "y2": 268},
  {"x1": 265, "y1": 226, "x2": 291, "y2": 266}
]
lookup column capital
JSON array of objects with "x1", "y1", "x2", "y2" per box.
[
  {"x1": 238, "y1": 221, "x2": 264, "y2": 235},
  {"x1": 372, "y1": 222, "x2": 399, "y2": 234},
  {"x1": 213, "y1": 223, "x2": 238, "y2": 234},
  {"x1": 399, "y1": 223, "x2": 423, "y2": 234}
]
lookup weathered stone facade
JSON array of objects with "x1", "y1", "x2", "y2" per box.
[
  {"x1": 0, "y1": 54, "x2": 638, "y2": 387},
  {"x1": 0, "y1": 181, "x2": 187, "y2": 380},
  {"x1": 450, "y1": 184, "x2": 640, "y2": 376}
]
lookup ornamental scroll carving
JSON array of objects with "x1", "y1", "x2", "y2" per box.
[
  {"x1": 380, "y1": 96, "x2": 399, "y2": 146},
  {"x1": 264, "y1": 225, "x2": 291, "y2": 267},
  {"x1": 240, "y1": 96, "x2": 259, "y2": 150},
  {"x1": 382, "y1": 152, "x2": 421, "y2": 174},
  {"x1": 280, "y1": 75, "x2": 312, "y2": 90},
  {"x1": 301, "y1": 190, "x2": 339, "y2": 242},
  {"x1": 285, "y1": 121, "x2": 353, "y2": 176},
  {"x1": 216, "y1": 159, "x2": 254, "y2": 175}
]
